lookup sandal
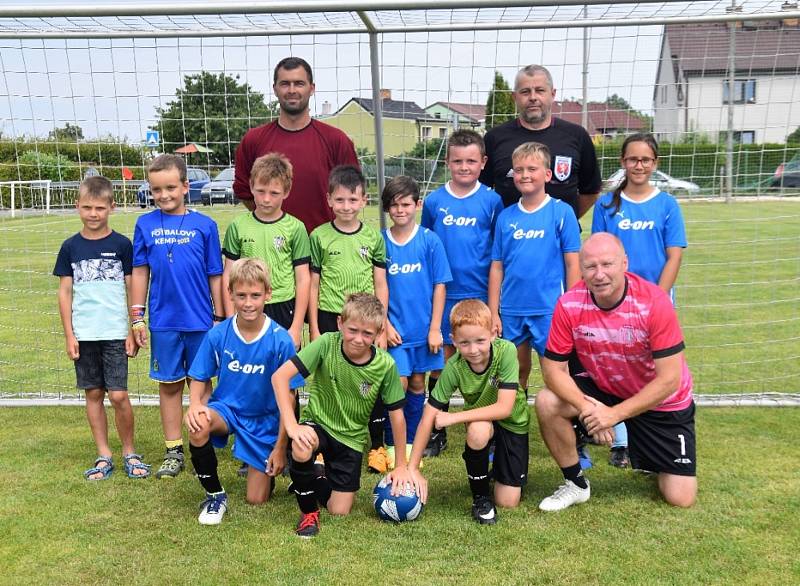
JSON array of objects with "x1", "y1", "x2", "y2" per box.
[
  {"x1": 123, "y1": 453, "x2": 151, "y2": 479},
  {"x1": 84, "y1": 456, "x2": 114, "y2": 481}
]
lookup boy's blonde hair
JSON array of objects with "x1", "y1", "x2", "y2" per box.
[
  {"x1": 340, "y1": 292, "x2": 384, "y2": 330},
  {"x1": 511, "y1": 141, "x2": 552, "y2": 169},
  {"x1": 450, "y1": 299, "x2": 492, "y2": 335},
  {"x1": 227, "y1": 258, "x2": 271, "y2": 292},
  {"x1": 250, "y1": 152, "x2": 293, "y2": 193},
  {"x1": 78, "y1": 176, "x2": 114, "y2": 205},
  {"x1": 148, "y1": 153, "x2": 188, "y2": 182}
]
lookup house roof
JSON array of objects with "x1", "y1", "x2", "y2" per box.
[
  {"x1": 665, "y1": 22, "x2": 800, "y2": 75},
  {"x1": 426, "y1": 102, "x2": 486, "y2": 123},
  {"x1": 552, "y1": 101, "x2": 646, "y2": 134},
  {"x1": 346, "y1": 97, "x2": 429, "y2": 120}
]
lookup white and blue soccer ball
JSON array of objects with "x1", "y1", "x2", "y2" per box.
[{"x1": 372, "y1": 476, "x2": 423, "y2": 522}]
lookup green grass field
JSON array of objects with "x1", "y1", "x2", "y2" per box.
[
  {"x1": 1, "y1": 406, "x2": 798, "y2": 585},
  {"x1": 1, "y1": 199, "x2": 799, "y2": 397}
]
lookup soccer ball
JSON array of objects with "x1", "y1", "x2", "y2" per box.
[{"x1": 372, "y1": 476, "x2": 423, "y2": 522}]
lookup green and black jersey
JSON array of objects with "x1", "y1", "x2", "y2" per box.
[
  {"x1": 430, "y1": 338, "x2": 530, "y2": 434},
  {"x1": 292, "y1": 332, "x2": 405, "y2": 451},
  {"x1": 309, "y1": 221, "x2": 386, "y2": 314},
  {"x1": 222, "y1": 211, "x2": 311, "y2": 303}
]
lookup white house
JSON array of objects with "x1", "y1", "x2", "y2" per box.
[{"x1": 653, "y1": 21, "x2": 800, "y2": 144}]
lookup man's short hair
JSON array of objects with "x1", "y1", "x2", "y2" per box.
[
  {"x1": 512, "y1": 141, "x2": 552, "y2": 169},
  {"x1": 79, "y1": 175, "x2": 114, "y2": 205},
  {"x1": 449, "y1": 299, "x2": 492, "y2": 335},
  {"x1": 340, "y1": 292, "x2": 384, "y2": 330},
  {"x1": 148, "y1": 154, "x2": 187, "y2": 182},
  {"x1": 328, "y1": 165, "x2": 366, "y2": 196},
  {"x1": 446, "y1": 129, "x2": 486, "y2": 157},
  {"x1": 227, "y1": 258, "x2": 271, "y2": 292},
  {"x1": 250, "y1": 152, "x2": 293, "y2": 193},
  {"x1": 273, "y1": 56, "x2": 314, "y2": 84},
  {"x1": 381, "y1": 176, "x2": 419, "y2": 212},
  {"x1": 515, "y1": 65, "x2": 554, "y2": 90}
]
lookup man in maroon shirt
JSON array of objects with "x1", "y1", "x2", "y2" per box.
[{"x1": 233, "y1": 57, "x2": 359, "y2": 233}]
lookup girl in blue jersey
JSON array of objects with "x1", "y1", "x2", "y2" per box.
[{"x1": 591, "y1": 133, "x2": 688, "y2": 468}]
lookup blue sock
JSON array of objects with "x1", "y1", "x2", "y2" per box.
[
  {"x1": 404, "y1": 391, "x2": 426, "y2": 443},
  {"x1": 612, "y1": 422, "x2": 628, "y2": 449}
]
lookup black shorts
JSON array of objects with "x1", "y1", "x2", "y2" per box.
[
  {"x1": 574, "y1": 376, "x2": 697, "y2": 476},
  {"x1": 301, "y1": 421, "x2": 363, "y2": 492},
  {"x1": 264, "y1": 298, "x2": 295, "y2": 331},
  {"x1": 74, "y1": 339, "x2": 128, "y2": 391},
  {"x1": 317, "y1": 310, "x2": 340, "y2": 335},
  {"x1": 491, "y1": 423, "x2": 529, "y2": 487}
]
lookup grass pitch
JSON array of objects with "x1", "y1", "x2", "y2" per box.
[{"x1": 0, "y1": 406, "x2": 798, "y2": 585}]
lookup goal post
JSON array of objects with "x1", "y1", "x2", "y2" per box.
[{"x1": 0, "y1": 180, "x2": 52, "y2": 217}]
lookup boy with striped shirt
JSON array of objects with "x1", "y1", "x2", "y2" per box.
[
  {"x1": 272, "y1": 293, "x2": 414, "y2": 538},
  {"x1": 308, "y1": 165, "x2": 391, "y2": 473}
]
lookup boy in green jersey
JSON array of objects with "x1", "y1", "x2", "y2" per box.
[
  {"x1": 272, "y1": 293, "x2": 416, "y2": 538},
  {"x1": 308, "y1": 165, "x2": 392, "y2": 474},
  {"x1": 222, "y1": 153, "x2": 311, "y2": 348},
  {"x1": 402, "y1": 299, "x2": 530, "y2": 525}
]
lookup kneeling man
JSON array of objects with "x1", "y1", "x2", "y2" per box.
[{"x1": 536, "y1": 232, "x2": 696, "y2": 510}]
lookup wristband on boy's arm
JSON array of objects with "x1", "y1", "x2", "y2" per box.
[
  {"x1": 131, "y1": 319, "x2": 146, "y2": 331},
  {"x1": 129, "y1": 304, "x2": 146, "y2": 321},
  {"x1": 212, "y1": 314, "x2": 225, "y2": 323}
]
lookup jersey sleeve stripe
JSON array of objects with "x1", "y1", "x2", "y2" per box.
[
  {"x1": 372, "y1": 260, "x2": 386, "y2": 268},
  {"x1": 652, "y1": 341, "x2": 685, "y2": 359},
  {"x1": 384, "y1": 398, "x2": 406, "y2": 411},
  {"x1": 498, "y1": 382, "x2": 517, "y2": 390},
  {"x1": 292, "y1": 256, "x2": 311, "y2": 266},
  {"x1": 222, "y1": 249, "x2": 240, "y2": 260},
  {"x1": 427, "y1": 396, "x2": 449, "y2": 411},
  {"x1": 543, "y1": 349, "x2": 571, "y2": 362},
  {"x1": 290, "y1": 355, "x2": 311, "y2": 379},
  {"x1": 311, "y1": 265, "x2": 322, "y2": 273}
]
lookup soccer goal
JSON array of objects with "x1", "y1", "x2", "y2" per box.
[
  {"x1": 0, "y1": 180, "x2": 52, "y2": 217},
  {"x1": 0, "y1": 1, "x2": 799, "y2": 404}
]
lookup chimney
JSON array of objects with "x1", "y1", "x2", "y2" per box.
[
  {"x1": 380, "y1": 89, "x2": 392, "y2": 101},
  {"x1": 322, "y1": 101, "x2": 331, "y2": 116}
]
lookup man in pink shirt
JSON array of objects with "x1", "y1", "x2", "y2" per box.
[{"x1": 536, "y1": 232, "x2": 697, "y2": 511}]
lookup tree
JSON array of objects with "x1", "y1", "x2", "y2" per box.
[
  {"x1": 787, "y1": 127, "x2": 800, "y2": 144},
  {"x1": 48, "y1": 123, "x2": 84, "y2": 142},
  {"x1": 151, "y1": 72, "x2": 278, "y2": 166},
  {"x1": 485, "y1": 71, "x2": 516, "y2": 130}
]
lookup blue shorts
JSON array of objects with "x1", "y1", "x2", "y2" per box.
[
  {"x1": 443, "y1": 295, "x2": 487, "y2": 344},
  {"x1": 149, "y1": 330, "x2": 207, "y2": 382},
  {"x1": 501, "y1": 313, "x2": 552, "y2": 356},
  {"x1": 388, "y1": 343, "x2": 444, "y2": 377},
  {"x1": 208, "y1": 401, "x2": 279, "y2": 473}
]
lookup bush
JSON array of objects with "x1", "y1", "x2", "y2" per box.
[{"x1": 0, "y1": 150, "x2": 80, "y2": 183}]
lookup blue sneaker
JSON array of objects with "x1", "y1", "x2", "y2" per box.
[
  {"x1": 578, "y1": 445, "x2": 593, "y2": 470},
  {"x1": 198, "y1": 491, "x2": 228, "y2": 525}
]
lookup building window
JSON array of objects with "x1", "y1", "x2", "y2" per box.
[
  {"x1": 723, "y1": 79, "x2": 757, "y2": 104},
  {"x1": 421, "y1": 126, "x2": 431, "y2": 140},
  {"x1": 439, "y1": 127, "x2": 448, "y2": 139},
  {"x1": 733, "y1": 130, "x2": 755, "y2": 144}
]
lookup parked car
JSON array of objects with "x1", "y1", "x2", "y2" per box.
[
  {"x1": 771, "y1": 155, "x2": 800, "y2": 188},
  {"x1": 604, "y1": 169, "x2": 700, "y2": 196},
  {"x1": 200, "y1": 167, "x2": 236, "y2": 205},
  {"x1": 137, "y1": 167, "x2": 211, "y2": 208}
]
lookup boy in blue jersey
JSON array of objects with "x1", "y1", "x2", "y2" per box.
[
  {"x1": 421, "y1": 129, "x2": 504, "y2": 456},
  {"x1": 488, "y1": 142, "x2": 580, "y2": 391},
  {"x1": 54, "y1": 176, "x2": 150, "y2": 481},
  {"x1": 381, "y1": 176, "x2": 452, "y2": 466},
  {"x1": 185, "y1": 259, "x2": 301, "y2": 525},
  {"x1": 131, "y1": 154, "x2": 224, "y2": 480}
]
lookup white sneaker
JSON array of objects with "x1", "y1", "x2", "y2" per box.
[
  {"x1": 198, "y1": 491, "x2": 228, "y2": 525},
  {"x1": 539, "y1": 479, "x2": 591, "y2": 512}
]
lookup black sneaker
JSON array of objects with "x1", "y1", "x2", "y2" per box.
[
  {"x1": 471, "y1": 496, "x2": 498, "y2": 525},
  {"x1": 609, "y1": 447, "x2": 630, "y2": 469},
  {"x1": 423, "y1": 430, "x2": 448, "y2": 457},
  {"x1": 295, "y1": 511, "x2": 320, "y2": 538}
]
